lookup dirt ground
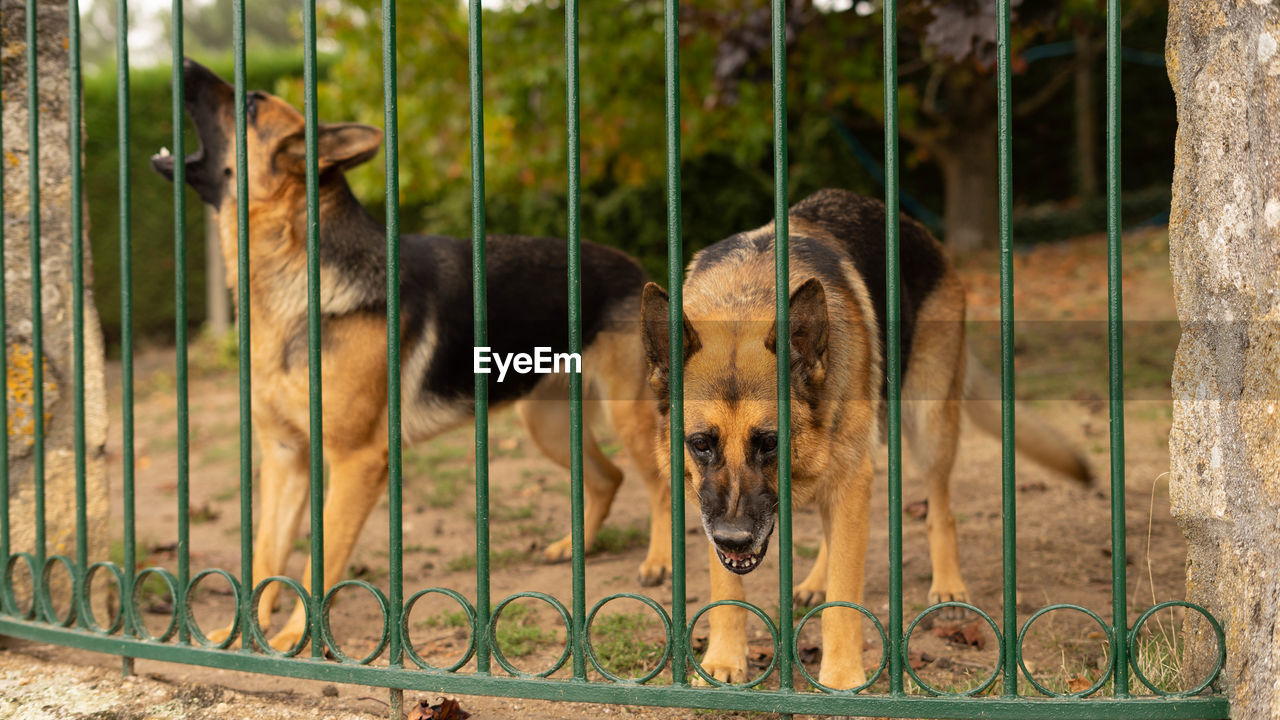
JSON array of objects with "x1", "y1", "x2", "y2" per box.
[{"x1": 2, "y1": 228, "x2": 1210, "y2": 718}]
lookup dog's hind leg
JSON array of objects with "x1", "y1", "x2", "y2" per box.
[
  {"x1": 268, "y1": 441, "x2": 390, "y2": 653},
  {"x1": 608, "y1": 397, "x2": 669, "y2": 586},
  {"x1": 517, "y1": 393, "x2": 626, "y2": 568},
  {"x1": 903, "y1": 272, "x2": 969, "y2": 620}
]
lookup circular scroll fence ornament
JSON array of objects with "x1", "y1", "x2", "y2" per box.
[
  {"x1": 1016, "y1": 603, "x2": 1113, "y2": 697},
  {"x1": 1128, "y1": 601, "x2": 1226, "y2": 697},
  {"x1": 321, "y1": 579, "x2": 389, "y2": 665},
  {"x1": 40, "y1": 554, "x2": 78, "y2": 627},
  {"x1": 903, "y1": 601, "x2": 1003, "y2": 696},
  {"x1": 184, "y1": 569, "x2": 242, "y2": 650},
  {"x1": 401, "y1": 587, "x2": 477, "y2": 672},
  {"x1": 129, "y1": 567, "x2": 180, "y2": 642},
  {"x1": 488, "y1": 592, "x2": 573, "y2": 678},
  {"x1": 5, "y1": 552, "x2": 39, "y2": 619},
  {"x1": 686, "y1": 600, "x2": 779, "y2": 689},
  {"x1": 792, "y1": 600, "x2": 889, "y2": 694},
  {"x1": 79, "y1": 561, "x2": 126, "y2": 635},
  {"x1": 248, "y1": 576, "x2": 312, "y2": 657},
  {"x1": 584, "y1": 593, "x2": 672, "y2": 683}
]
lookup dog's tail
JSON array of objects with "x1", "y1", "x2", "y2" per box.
[{"x1": 963, "y1": 347, "x2": 1094, "y2": 484}]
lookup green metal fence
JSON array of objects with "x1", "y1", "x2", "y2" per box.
[{"x1": 0, "y1": 0, "x2": 1232, "y2": 718}]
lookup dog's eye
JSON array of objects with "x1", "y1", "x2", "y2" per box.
[
  {"x1": 759, "y1": 434, "x2": 778, "y2": 454},
  {"x1": 687, "y1": 434, "x2": 715, "y2": 458},
  {"x1": 246, "y1": 93, "x2": 260, "y2": 122}
]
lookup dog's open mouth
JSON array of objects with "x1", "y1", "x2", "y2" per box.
[{"x1": 715, "y1": 535, "x2": 770, "y2": 575}]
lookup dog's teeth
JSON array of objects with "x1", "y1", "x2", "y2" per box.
[{"x1": 158, "y1": 146, "x2": 171, "y2": 158}]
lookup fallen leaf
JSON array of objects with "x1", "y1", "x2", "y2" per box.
[
  {"x1": 1067, "y1": 675, "x2": 1093, "y2": 693},
  {"x1": 1017, "y1": 481, "x2": 1047, "y2": 493},
  {"x1": 932, "y1": 620, "x2": 986, "y2": 650},
  {"x1": 798, "y1": 644, "x2": 821, "y2": 664},
  {"x1": 407, "y1": 697, "x2": 471, "y2": 720},
  {"x1": 690, "y1": 635, "x2": 708, "y2": 653},
  {"x1": 905, "y1": 499, "x2": 929, "y2": 520}
]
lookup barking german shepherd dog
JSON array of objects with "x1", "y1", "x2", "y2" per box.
[
  {"x1": 641, "y1": 188, "x2": 1091, "y2": 688},
  {"x1": 153, "y1": 59, "x2": 670, "y2": 651}
]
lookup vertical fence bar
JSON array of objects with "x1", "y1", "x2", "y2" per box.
[
  {"x1": 170, "y1": 0, "x2": 191, "y2": 645},
  {"x1": 302, "y1": 0, "x2": 325, "y2": 660},
  {"x1": 664, "y1": 0, "x2": 687, "y2": 687},
  {"x1": 0, "y1": 0, "x2": 8, "y2": 619},
  {"x1": 231, "y1": 0, "x2": 253, "y2": 653},
  {"x1": 996, "y1": 0, "x2": 1018, "y2": 697},
  {"x1": 117, "y1": 0, "x2": 137, "y2": 665},
  {"x1": 468, "y1": 0, "x2": 491, "y2": 676},
  {"x1": 564, "y1": 0, "x2": 587, "y2": 683},
  {"x1": 1106, "y1": 0, "x2": 1128, "y2": 696},
  {"x1": 771, "y1": 0, "x2": 794, "y2": 695},
  {"x1": 26, "y1": 0, "x2": 48, "y2": 619},
  {"x1": 68, "y1": 0, "x2": 87, "y2": 631},
  {"x1": 382, "y1": 1, "x2": 406, "y2": 713},
  {"x1": 882, "y1": 0, "x2": 904, "y2": 697}
]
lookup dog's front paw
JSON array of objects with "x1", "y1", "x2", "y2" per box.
[
  {"x1": 636, "y1": 556, "x2": 669, "y2": 587},
  {"x1": 927, "y1": 584, "x2": 971, "y2": 622},
  {"x1": 543, "y1": 535, "x2": 573, "y2": 564},
  {"x1": 818, "y1": 662, "x2": 867, "y2": 691},
  {"x1": 694, "y1": 645, "x2": 749, "y2": 685},
  {"x1": 268, "y1": 626, "x2": 306, "y2": 653},
  {"x1": 793, "y1": 584, "x2": 826, "y2": 609},
  {"x1": 206, "y1": 624, "x2": 236, "y2": 645}
]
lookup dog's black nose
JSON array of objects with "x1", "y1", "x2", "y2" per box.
[{"x1": 709, "y1": 526, "x2": 754, "y2": 554}]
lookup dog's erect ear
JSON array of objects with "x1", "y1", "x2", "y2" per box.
[
  {"x1": 641, "y1": 283, "x2": 701, "y2": 401},
  {"x1": 278, "y1": 123, "x2": 384, "y2": 175},
  {"x1": 766, "y1": 278, "x2": 828, "y2": 391}
]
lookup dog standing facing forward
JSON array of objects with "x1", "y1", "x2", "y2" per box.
[
  {"x1": 641, "y1": 188, "x2": 1092, "y2": 688},
  {"x1": 153, "y1": 59, "x2": 671, "y2": 651}
]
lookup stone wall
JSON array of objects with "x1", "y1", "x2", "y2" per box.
[
  {"x1": 2, "y1": 0, "x2": 109, "y2": 595},
  {"x1": 1167, "y1": 0, "x2": 1280, "y2": 715}
]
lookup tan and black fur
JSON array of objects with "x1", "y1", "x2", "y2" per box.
[
  {"x1": 153, "y1": 59, "x2": 672, "y2": 651},
  {"x1": 641, "y1": 188, "x2": 1091, "y2": 688}
]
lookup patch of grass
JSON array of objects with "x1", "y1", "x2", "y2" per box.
[
  {"x1": 493, "y1": 602, "x2": 559, "y2": 658},
  {"x1": 590, "y1": 612, "x2": 664, "y2": 678},
  {"x1": 405, "y1": 544, "x2": 439, "y2": 555},
  {"x1": 423, "y1": 466, "x2": 470, "y2": 508},
  {"x1": 199, "y1": 441, "x2": 239, "y2": 465},
  {"x1": 592, "y1": 523, "x2": 647, "y2": 554},
  {"x1": 795, "y1": 543, "x2": 819, "y2": 560},
  {"x1": 446, "y1": 548, "x2": 533, "y2": 573},
  {"x1": 1130, "y1": 622, "x2": 1188, "y2": 695},
  {"x1": 415, "y1": 608, "x2": 470, "y2": 631},
  {"x1": 110, "y1": 540, "x2": 170, "y2": 605},
  {"x1": 492, "y1": 502, "x2": 536, "y2": 521},
  {"x1": 211, "y1": 486, "x2": 239, "y2": 503}
]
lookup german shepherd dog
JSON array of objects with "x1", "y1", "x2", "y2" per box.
[
  {"x1": 640, "y1": 189, "x2": 1091, "y2": 688},
  {"x1": 152, "y1": 59, "x2": 671, "y2": 651}
]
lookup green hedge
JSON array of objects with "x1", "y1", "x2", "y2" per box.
[{"x1": 85, "y1": 52, "x2": 329, "y2": 347}]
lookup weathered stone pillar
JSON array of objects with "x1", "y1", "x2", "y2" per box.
[
  {"x1": 2, "y1": 0, "x2": 109, "y2": 597},
  {"x1": 1167, "y1": 0, "x2": 1280, "y2": 715}
]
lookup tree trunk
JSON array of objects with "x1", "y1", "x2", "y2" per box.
[
  {"x1": 2, "y1": 0, "x2": 110, "y2": 583},
  {"x1": 1167, "y1": 0, "x2": 1280, "y2": 714},
  {"x1": 1074, "y1": 30, "x2": 1098, "y2": 200},
  {"x1": 938, "y1": 124, "x2": 998, "y2": 253}
]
